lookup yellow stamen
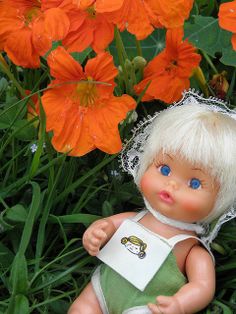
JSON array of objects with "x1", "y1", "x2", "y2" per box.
[
  {"x1": 86, "y1": 6, "x2": 96, "y2": 19},
  {"x1": 76, "y1": 77, "x2": 97, "y2": 107},
  {"x1": 25, "y1": 6, "x2": 40, "y2": 25}
]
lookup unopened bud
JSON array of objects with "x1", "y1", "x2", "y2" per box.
[
  {"x1": 132, "y1": 56, "x2": 147, "y2": 70},
  {"x1": 209, "y1": 71, "x2": 229, "y2": 100},
  {"x1": 124, "y1": 59, "x2": 132, "y2": 72}
]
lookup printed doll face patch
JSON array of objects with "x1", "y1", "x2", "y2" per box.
[{"x1": 121, "y1": 236, "x2": 147, "y2": 259}]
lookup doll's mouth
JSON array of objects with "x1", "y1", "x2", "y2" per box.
[{"x1": 158, "y1": 190, "x2": 174, "y2": 204}]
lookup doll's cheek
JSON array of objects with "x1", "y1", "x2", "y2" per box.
[
  {"x1": 140, "y1": 175, "x2": 150, "y2": 192},
  {"x1": 181, "y1": 199, "x2": 201, "y2": 212}
]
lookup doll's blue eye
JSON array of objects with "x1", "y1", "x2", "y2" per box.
[
  {"x1": 159, "y1": 165, "x2": 171, "y2": 176},
  {"x1": 189, "y1": 178, "x2": 201, "y2": 190}
]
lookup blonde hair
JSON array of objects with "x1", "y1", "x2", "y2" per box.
[{"x1": 135, "y1": 104, "x2": 236, "y2": 223}]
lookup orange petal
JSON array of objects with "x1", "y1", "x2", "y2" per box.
[
  {"x1": 86, "y1": 95, "x2": 136, "y2": 154},
  {"x1": 43, "y1": 7, "x2": 70, "y2": 40},
  {"x1": 219, "y1": 1, "x2": 236, "y2": 33},
  {"x1": 42, "y1": 86, "x2": 75, "y2": 135},
  {"x1": 0, "y1": 6, "x2": 23, "y2": 50},
  {"x1": 63, "y1": 18, "x2": 94, "y2": 52},
  {"x1": 95, "y1": 0, "x2": 124, "y2": 12},
  {"x1": 103, "y1": 0, "x2": 154, "y2": 40},
  {"x1": 92, "y1": 14, "x2": 114, "y2": 52},
  {"x1": 231, "y1": 33, "x2": 236, "y2": 50},
  {"x1": 32, "y1": 15, "x2": 52, "y2": 56},
  {"x1": 85, "y1": 52, "x2": 118, "y2": 84},
  {"x1": 123, "y1": 0, "x2": 154, "y2": 40},
  {"x1": 72, "y1": 0, "x2": 95, "y2": 9},
  {"x1": 43, "y1": 88, "x2": 96, "y2": 156},
  {"x1": 151, "y1": 0, "x2": 194, "y2": 29},
  {"x1": 52, "y1": 108, "x2": 95, "y2": 156},
  {"x1": 41, "y1": 0, "x2": 75, "y2": 11},
  {"x1": 4, "y1": 27, "x2": 40, "y2": 68},
  {"x1": 47, "y1": 46, "x2": 85, "y2": 81}
]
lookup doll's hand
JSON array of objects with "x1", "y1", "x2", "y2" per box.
[
  {"x1": 148, "y1": 296, "x2": 184, "y2": 314},
  {"x1": 82, "y1": 218, "x2": 115, "y2": 256}
]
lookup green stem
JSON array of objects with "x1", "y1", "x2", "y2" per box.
[
  {"x1": 0, "y1": 53, "x2": 26, "y2": 97},
  {"x1": 114, "y1": 27, "x2": 130, "y2": 94},
  {"x1": 54, "y1": 154, "x2": 117, "y2": 204},
  {"x1": 0, "y1": 195, "x2": 9, "y2": 209},
  {"x1": 201, "y1": 50, "x2": 218, "y2": 74},
  {"x1": 135, "y1": 38, "x2": 143, "y2": 57}
]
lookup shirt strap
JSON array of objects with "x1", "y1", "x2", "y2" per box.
[
  {"x1": 131, "y1": 210, "x2": 148, "y2": 222},
  {"x1": 168, "y1": 234, "x2": 215, "y2": 263}
]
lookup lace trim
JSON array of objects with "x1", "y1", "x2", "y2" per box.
[{"x1": 144, "y1": 199, "x2": 206, "y2": 234}]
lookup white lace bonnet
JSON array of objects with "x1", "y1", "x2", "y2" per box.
[{"x1": 120, "y1": 89, "x2": 236, "y2": 247}]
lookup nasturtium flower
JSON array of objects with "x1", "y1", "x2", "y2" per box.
[
  {"x1": 0, "y1": 0, "x2": 70, "y2": 68},
  {"x1": 219, "y1": 1, "x2": 236, "y2": 50},
  {"x1": 42, "y1": 47, "x2": 136, "y2": 156},
  {"x1": 135, "y1": 28, "x2": 201, "y2": 104},
  {"x1": 72, "y1": 0, "x2": 95, "y2": 9},
  {"x1": 95, "y1": 0, "x2": 159, "y2": 40},
  {"x1": 95, "y1": 0, "x2": 194, "y2": 40},
  {"x1": 62, "y1": 4, "x2": 114, "y2": 53},
  {"x1": 150, "y1": 0, "x2": 194, "y2": 29}
]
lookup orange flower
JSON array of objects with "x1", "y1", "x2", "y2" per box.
[
  {"x1": 95, "y1": 0, "x2": 194, "y2": 40},
  {"x1": 0, "y1": 0, "x2": 70, "y2": 68},
  {"x1": 135, "y1": 28, "x2": 201, "y2": 104},
  {"x1": 219, "y1": 1, "x2": 236, "y2": 50},
  {"x1": 72, "y1": 0, "x2": 95, "y2": 9},
  {"x1": 149, "y1": 0, "x2": 194, "y2": 29},
  {"x1": 95, "y1": 0, "x2": 158, "y2": 40},
  {"x1": 42, "y1": 47, "x2": 136, "y2": 156},
  {"x1": 62, "y1": 4, "x2": 114, "y2": 53}
]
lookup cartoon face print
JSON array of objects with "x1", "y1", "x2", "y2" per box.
[
  {"x1": 121, "y1": 236, "x2": 147, "y2": 259},
  {"x1": 140, "y1": 152, "x2": 219, "y2": 223},
  {"x1": 125, "y1": 242, "x2": 140, "y2": 254}
]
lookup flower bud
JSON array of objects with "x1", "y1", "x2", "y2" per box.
[
  {"x1": 209, "y1": 71, "x2": 229, "y2": 100},
  {"x1": 124, "y1": 59, "x2": 132, "y2": 72},
  {"x1": 132, "y1": 56, "x2": 147, "y2": 70}
]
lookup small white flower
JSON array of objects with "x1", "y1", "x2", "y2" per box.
[
  {"x1": 111, "y1": 170, "x2": 120, "y2": 177},
  {"x1": 30, "y1": 143, "x2": 38, "y2": 153},
  {"x1": 30, "y1": 142, "x2": 46, "y2": 153}
]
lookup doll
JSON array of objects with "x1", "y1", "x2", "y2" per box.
[{"x1": 68, "y1": 90, "x2": 236, "y2": 314}]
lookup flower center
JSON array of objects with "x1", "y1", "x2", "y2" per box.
[
  {"x1": 86, "y1": 6, "x2": 96, "y2": 19},
  {"x1": 165, "y1": 60, "x2": 178, "y2": 73},
  {"x1": 25, "y1": 6, "x2": 40, "y2": 25},
  {"x1": 76, "y1": 77, "x2": 97, "y2": 107}
]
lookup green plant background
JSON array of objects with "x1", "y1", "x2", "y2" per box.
[{"x1": 0, "y1": 0, "x2": 236, "y2": 313}]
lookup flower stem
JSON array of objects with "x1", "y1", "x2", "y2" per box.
[
  {"x1": 0, "y1": 53, "x2": 26, "y2": 97},
  {"x1": 114, "y1": 27, "x2": 130, "y2": 94},
  {"x1": 200, "y1": 50, "x2": 218, "y2": 74},
  {"x1": 135, "y1": 38, "x2": 143, "y2": 57}
]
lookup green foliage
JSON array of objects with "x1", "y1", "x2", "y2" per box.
[{"x1": 185, "y1": 15, "x2": 236, "y2": 66}]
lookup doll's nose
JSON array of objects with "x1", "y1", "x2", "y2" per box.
[{"x1": 167, "y1": 179, "x2": 178, "y2": 190}]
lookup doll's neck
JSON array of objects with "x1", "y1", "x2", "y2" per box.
[{"x1": 143, "y1": 198, "x2": 205, "y2": 234}]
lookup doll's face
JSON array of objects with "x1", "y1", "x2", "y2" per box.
[
  {"x1": 125, "y1": 242, "x2": 140, "y2": 254},
  {"x1": 140, "y1": 152, "x2": 219, "y2": 223}
]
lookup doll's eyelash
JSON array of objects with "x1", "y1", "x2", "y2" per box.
[{"x1": 154, "y1": 159, "x2": 164, "y2": 167}]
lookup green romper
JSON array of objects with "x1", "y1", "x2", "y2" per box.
[{"x1": 91, "y1": 211, "x2": 199, "y2": 314}]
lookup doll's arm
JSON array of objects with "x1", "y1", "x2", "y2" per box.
[
  {"x1": 83, "y1": 212, "x2": 135, "y2": 256},
  {"x1": 148, "y1": 245, "x2": 215, "y2": 314}
]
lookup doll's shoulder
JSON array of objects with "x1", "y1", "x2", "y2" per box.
[{"x1": 187, "y1": 243, "x2": 215, "y2": 266}]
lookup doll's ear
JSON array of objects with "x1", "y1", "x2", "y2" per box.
[{"x1": 121, "y1": 237, "x2": 128, "y2": 244}]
